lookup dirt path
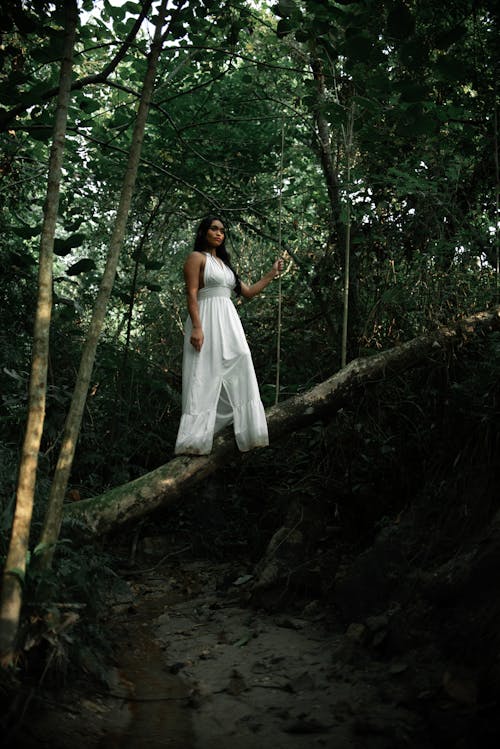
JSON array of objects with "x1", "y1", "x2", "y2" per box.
[{"x1": 9, "y1": 556, "x2": 428, "y2": 749}]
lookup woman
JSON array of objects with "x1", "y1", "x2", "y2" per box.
[{"x1": 175, "y1": 216, "x2": 283, "y2": 455}]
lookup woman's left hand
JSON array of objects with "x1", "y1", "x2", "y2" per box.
[{"x1": 272, "y1": 257, "x2": 284, "y2": 276}]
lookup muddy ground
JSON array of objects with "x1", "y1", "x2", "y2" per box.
[{"x1": 4, "y1": 541, "x2": 480, "y2": 749}]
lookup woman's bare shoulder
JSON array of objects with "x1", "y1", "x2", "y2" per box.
[{"x1": 184, "y1": 251, "x2": 205, "y2": 267}]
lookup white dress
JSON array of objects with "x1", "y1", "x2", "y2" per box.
[{"x1": 175, "y1": 252, "x2": 269, "y2": 455}]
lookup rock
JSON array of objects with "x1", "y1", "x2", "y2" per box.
[
  {"x1": 288, "y1": 670, "x2": 315, "y2": 693},
  {"x1": 331, "y1": 635, "x2": 368, "y2": 667},
  {"x1": 366, "y1": 614, "x2": 389, "y2": 633},
  {"x1": 345, "y1": 622, "x2": 367, "y2": 644},
  {"x1": 227, "y1": 669, "x2": 247, "y2": 696},
  {"x1": 168, "y1": 661, "x2": 186, "y2": 674},
  {"x1": 389, "y1": 662, "x2": 409, "y2": 675},
  {"x1": 141, "y1": 536, "x2": 168, "y2": 557},
  {"x1": 233, "y1": 573, "x2": 254, "y2": 586},
  {"x1": 442, "y1": 670, "x2": 478, "y2": 706},
  {"x1": 274, "y1": 616, "x2": 308, "y2": 630}
]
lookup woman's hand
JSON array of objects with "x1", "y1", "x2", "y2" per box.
[
  {"x1": 190, "y1": 325, "x2": 204, "y2": 352},
  {"x1": 272, "y1": 257, "x2": 284, "y2": 276},
  {"x1": 240, "y1": 257, "x2": 285, "y2": 299}
]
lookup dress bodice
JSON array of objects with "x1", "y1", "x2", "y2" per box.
[{"x1": 202, "y1": 252, "x2": 235, "y2": 291}]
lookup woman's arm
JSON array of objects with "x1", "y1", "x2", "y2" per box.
[
  {"x1": 240, "y1": 258, "x2": 283, "y2": 300},
  {"x1": 183, "y1": 252, "x2": 205, "y2": 351}
]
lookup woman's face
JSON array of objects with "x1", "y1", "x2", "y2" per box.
[{"x1": 205, "y1": 219, "x2": 225, "y2": 250}]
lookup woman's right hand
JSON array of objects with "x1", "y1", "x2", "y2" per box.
[{"x1": 190, "y1": 326, "x2": 204, "y2": 352}]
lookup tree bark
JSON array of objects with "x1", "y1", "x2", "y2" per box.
[
  {"x1": 37, "y1": 0, "x2": 170, "y2": 570},
  {"x1": 64, "y1": 305, "x2": 500, "y2": 537},
  {"x1": 0, "y1": 0, "x2": 78, "y2": 667}
]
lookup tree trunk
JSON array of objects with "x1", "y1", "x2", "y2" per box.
[
  {"x1": 37, "y1": 0, "x2": 169, "y2": 570},
  {"x1": 341, "y1": 102, "x2": 355, "y2": 367},
  {"x1": 0, "y1": 0, "x2": 78, "y2": 667},
  {"x1": 64, "y1": 305, "x2": 500, "y2": 537},
  {"x1": 311, "y1": 57, "x2": 342, "y2": 247}
]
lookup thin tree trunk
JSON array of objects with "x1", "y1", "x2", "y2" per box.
[
  {"x1": 341, "y1": 102, "x2": 355, "y2": 368},
  {"x1": 63, "y1": 305, "x2": 500, "y2": 538},
  {"x1": 311, "y1": 55, "x2": 352, "y2": 350},
  {"x1": 341, "y1": 197, "x2": 351, "y2": 368},
  {"x1": 493, "y1": 91, "x2": 499, "y2": 303},
  {"x1": 36, "y1": 0, "x2": 169, "y2": 570},
  {"x1": 0, "y1": 0, "x2": 78, "y2": 668},
  {"x1": 311, "y1": 57, "x2": 342, "y2": 247}
]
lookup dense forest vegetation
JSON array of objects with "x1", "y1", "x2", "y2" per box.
[{"x1": 0, "y1": 0, "x2": 499, "y2": 745}]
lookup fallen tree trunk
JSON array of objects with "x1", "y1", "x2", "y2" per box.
[{"x1": 64, "y1": 306, "x2": 500, "y2": 536}]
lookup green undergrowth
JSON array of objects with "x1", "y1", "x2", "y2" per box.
[{"x1": 0, "y1": 536, "x2": 127, "y2": 729}]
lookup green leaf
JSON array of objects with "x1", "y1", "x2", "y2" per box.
[
  {"x1": 11, "y1": 225, "x2": 41, "y2": 239},
  {"x1": 343, "y1": 33, "x2": 372, "y2": 62},
  {"x1": 30, "y1": 127, "x2": 52, "y2": 142},
  {"x1": 295, "y1": 28, "x2": 310, "y2": 43},
  {"x1": 66, "y1": 258, "x2": 96, "y2": 276},
  {"x1": 7, "y1": 567, "x2": 25, "y2": 586},
  {"x1": 110, "y1": 4, "x2": 126, "y2": 21},
  {"x1": 54, "y1": 233, "x2": 87, "y2": 256},
  {"x1": 79, "y1": 97, "x2": 102, "y2": 114},
  {"x1": 435, "y1": 24, "x2": 466, "y2": 50},
  {"x1": 123, "y1": 1, "x2": 142, "y2": 12},
  {"x1": 433, "y1": 56, "x2": 470, "y2": 82},
  {"x1": 64, "y1": 217, "x2": 85, "y2": 232},
  {"x1": 399, "y1": 38, "x2": 429, "y2": 68},
  {"x1": 277, "y1": 18, "x2": 293, "y2": 38},
  {"x1": 398, "y1": 82, "x2": 428, "y2": 103},
  {"x1": 32, "y1": 541, "x2": 51, "y2": 556},
  {"x1": 8, "y1": 250, "x2": 37, "y2": 269},
  {"x1": 410, "y1": 113, "x2": 437, "y2": 135},
  {"x1": 276, "y1": 0, "x2": 297, "y2": 18},
  {"x1": 146, "y1": 283, "x2": 162, "y2": 292},
  {"x1": 396, "y1": 112, "x2": 436, "y2": 137},
  {"x1": 20, "y1": 81, "x2": 54, "y2": 107},
  {"x1": 387, "y1": 3, "x2": 415, "y2": 40}
]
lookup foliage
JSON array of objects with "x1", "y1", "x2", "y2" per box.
[{"x1": 0, "y1": 535, "x2": 122, "y2": 686}]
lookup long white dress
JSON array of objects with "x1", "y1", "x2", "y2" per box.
[{"x1": 174, "y1": 252, "x2": 269, "y2": 455}]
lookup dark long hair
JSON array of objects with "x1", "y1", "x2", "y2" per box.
[{"x1": 194, "y1": 215, "x2": 241, "y2": 295}]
